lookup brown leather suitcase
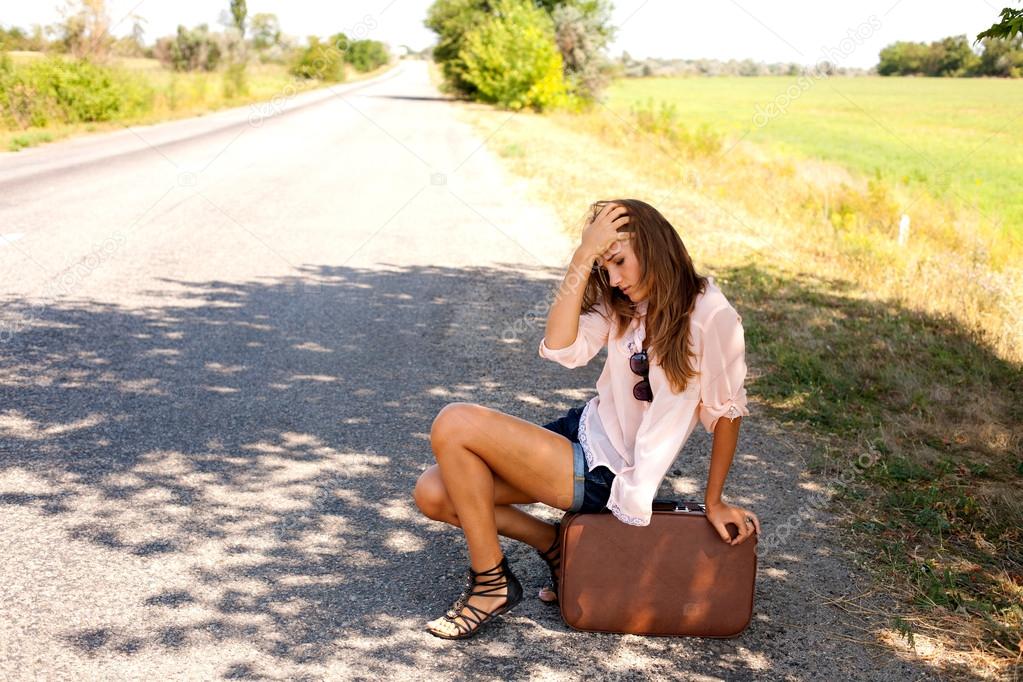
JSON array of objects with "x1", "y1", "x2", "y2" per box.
[{"x1": 558, "y1": 499, "x2": 757, "y2": 637}]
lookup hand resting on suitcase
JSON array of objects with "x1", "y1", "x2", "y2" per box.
[
  {"x1": 703, "y1": 415, "x2": 760, "y2": 546},
  {"x1": 705, "y1": 501, "x2": 760, "y2": 545}
]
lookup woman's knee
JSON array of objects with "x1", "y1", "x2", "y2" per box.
[
  {"x1": 413, "y1": 466, "x2": 456, "y2": 522},
  {"x1": 430, "y1": 401, "x2": 485, "y2": 448}
]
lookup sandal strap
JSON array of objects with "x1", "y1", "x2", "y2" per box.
[
  {"x1": 441, "y1": 557, "x2": 521, "y2": 635},
  {"x1": 445, "y1": 571, "x2": 475, "y2": 618},
  {"x1": 465, "y1": 566, "x2": 512, "y2": 598},
  {"x1": 445, "y1": 560, "x2": 502, "y2": 616},
  {"x1": 449, "y1": 601, "x2": 493, "y2": 634},
  {"x1": 445, "y1": 568, "x2": 507, "y2": 617},
  {"x1": 537, "y1": 521, "x2": 561, "y2": 559},
  {"x1": 536, "y1": 521, "x2": 561, "y2": 593}
]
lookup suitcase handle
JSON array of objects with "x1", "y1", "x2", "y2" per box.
[{"x1": 652, "y1": 498, "x2": 706, "y2": 513}]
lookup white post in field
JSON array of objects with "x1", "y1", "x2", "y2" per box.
[{"x1": 898, "y1": 214, "x2": 910, "y2": 246}]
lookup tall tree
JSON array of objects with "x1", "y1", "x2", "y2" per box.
[
  {"x1": 250, "y1": 13, "x2": 280, "y2": 50},
  {"x1": 927, "y1": 35, "x2": 980, "y2": 76},
  {"x1": 57, "y1": 0, "x2": 113, "y2": 59},
  {"x1": 230, "y1": 0, "x2": 247, "y2": 38},
  {"x1": 550, "y1": 0, "x2": 614, "y2": 100},
  {"x1": 130, "y1": 14, "x2": 146, "y2": 48},
  {"x1": 975, "y1": 35, "x2": 1023, "y2": 76}
]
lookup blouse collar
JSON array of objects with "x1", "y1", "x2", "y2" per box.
[{"x1": 624, "y1": 299, "x2": 648, "y2": 354}]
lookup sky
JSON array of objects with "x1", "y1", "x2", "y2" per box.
[{"x1": 0, "y1": 0, "x2": 1005, "y2": 69}]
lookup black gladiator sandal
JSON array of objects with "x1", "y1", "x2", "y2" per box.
[
  {"x1": 427, "y1": 556, "x2": 523, "y2": 640},
  {"x1": 536, "y1": 520, "x2": 561, "y2": 605}
]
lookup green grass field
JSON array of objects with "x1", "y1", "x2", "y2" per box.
[{"x1": 605, "y1": 77, "x2": 1023, "y2": 233}]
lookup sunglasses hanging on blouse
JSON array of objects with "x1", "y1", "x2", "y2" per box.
[{"x1": 629, "y1": 346, "x2": 653, "y2": 402}]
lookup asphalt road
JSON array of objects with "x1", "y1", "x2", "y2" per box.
[{"x1": 0, "y1": 61, "x2": 947, "y2": 681}]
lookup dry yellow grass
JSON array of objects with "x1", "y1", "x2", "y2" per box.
[
  {"x1": 1, "y1": 56, "x2": 397, "y2": 152},
  {"x1": 451, "y1": 96, "x2": 1022, "y2": 678}
]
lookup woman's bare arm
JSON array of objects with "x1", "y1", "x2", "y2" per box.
[
  {"x1": 704, "y1": 416, "x2": 761, "y2": 545},
  {"x1": 705, "y1": 416, "x2": 741, "y2": 510},
  {"x1": 543, "y1": 249, "x2": 596, "y2": 350},
  {"x1": 544, "y1": 203, "x2": 631, "y2": 349}
]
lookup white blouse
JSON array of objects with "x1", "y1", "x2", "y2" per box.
[{"x1": 538, "y1": 278, "x2": 749, "y2": 526}]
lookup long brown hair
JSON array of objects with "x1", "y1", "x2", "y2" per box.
[{"x1": 581, "y1": 199, "x2": 708, "y2": 394}]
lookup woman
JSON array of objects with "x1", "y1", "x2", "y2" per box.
[{"x1": 413, "y1": 199, "x2": 758, "y2": 640}]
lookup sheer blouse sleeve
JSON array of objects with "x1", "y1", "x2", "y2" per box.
[
  {"x1": 697, "y1": 304, "x2": 750, "y2": 433},
  {"x1": 538, "y1": 299, "x2": 611, "y2": 369}
]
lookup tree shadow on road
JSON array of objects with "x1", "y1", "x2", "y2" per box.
[{"x1": 0, "y1": 262, "x2": 953, "y2": 680}]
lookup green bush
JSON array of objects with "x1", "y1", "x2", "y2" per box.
[
  {"x1": 290, "y1": 36, "x2": 345, "y2": 81},
  {"x1": 345, "y1": 39, "x2": 389, "y2": 72},
  {"x1": 0, "y1": 56, "x2": 152, "y2": 129},
  {"x1": 9, "y1": 131, "x2": 53, "y2": 151},
  {"x1": 1, "y1": 60, "x2": 45, "y2": 127},
  {"x1": 459, "y1": 0, "x2": 567, "y2": 111},
  {"x1": 1, "y1": 26, "x2": 46, "y2": 51},
  {"x1": 154, "y1": 25, "x2": 222, "y2": 72},
  {"x1": 32, "y1": 58, "x2": 124, "y2": 123},
  {"x1": 426, "y1": 0, "x2": 489, "y2": 96},
  {"x1": 629, "y1": 99, "x2": 722, "y2": 157},
  {"x1": 222, "y1": 62, "x2": 249, "y2": 98},
  {"x1": 427, "y1": 0, "x2": 614, "y2": 102}
]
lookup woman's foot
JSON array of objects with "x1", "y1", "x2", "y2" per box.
[
  {"x1": 536, "y1": 521, "x2": 561, "y2": 604},
  {"x1": 425, "y1": 556, "x2": 523, "y2": 639}
]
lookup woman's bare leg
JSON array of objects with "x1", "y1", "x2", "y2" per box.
[
  {"x1": 422, "y1": 402, "x2": 576, "y2": 635},
  {"x1": 414, "y1": 465, "x2": 558, "y2": 552},
  {"x1": 429, "y1": 402, "x2": 574, "y2": 566}
]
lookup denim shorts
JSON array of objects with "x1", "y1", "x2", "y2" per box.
[{"x1": 542, "y1": 405, "x2": 616, "y2": 514}]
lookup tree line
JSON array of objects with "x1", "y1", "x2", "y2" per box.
[
  {"x1": 0, "y1": 0, "x2": 392, "y2": 136},
  {"x1": 878, "y1": 35, "x2": 1022, "y2": 77},
  {"x1": 0, "y1": 0, "x2": 390, "y2": 79}
]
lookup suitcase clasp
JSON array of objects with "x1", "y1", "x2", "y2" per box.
[{"x1": 652, "y1": 499, "x2": 707, "y2": 513}]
